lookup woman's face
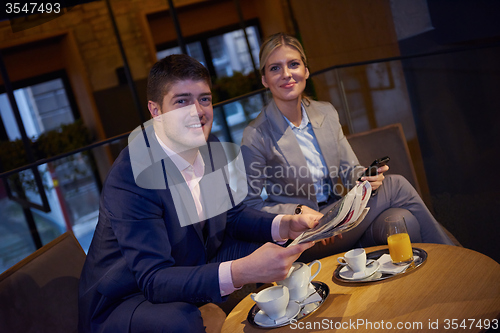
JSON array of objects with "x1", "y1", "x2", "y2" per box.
[{"x1": 261, "y1": 46, "x2": 309, "y2": 104}]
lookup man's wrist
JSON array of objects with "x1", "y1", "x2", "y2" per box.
[
  {"x1": 272, "y1": 215, "x2": 287, "y2": 243},
  {"x1": 219, "y1": 261, "x2": 240, "y2": 296},
  {"x1": 231, "y1": 258, "x2": 247, "y2": 288},
  {"x1": 279, "y1": 215, "x2": 292, "y2": 240}
]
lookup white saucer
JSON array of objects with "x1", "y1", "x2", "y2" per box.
[
  {"x1": 339, "y1": 260, "x2": 380, "y2": 280},
  {"x1": 254, "y1": 301, "x2": 301, "y2": 327}
]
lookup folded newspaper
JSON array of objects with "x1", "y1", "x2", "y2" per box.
[{"x1": 289, "y1": 181, "x2": 372, "y2": 246}]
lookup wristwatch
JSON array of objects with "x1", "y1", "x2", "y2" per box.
[{"x1": 294, "y1": 204, "x2": 303, "y2": 215}]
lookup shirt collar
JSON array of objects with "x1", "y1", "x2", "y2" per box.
[
  {"x1": 283, "y1": 103, "x2": 309, "y2": 130},
  {"x1": 155, "y1": 133, "x2": 204, "y2": 177}
]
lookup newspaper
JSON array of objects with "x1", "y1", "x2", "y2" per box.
[{"x1": 289, "y1": 181, "x2": 372, "y2": 245}]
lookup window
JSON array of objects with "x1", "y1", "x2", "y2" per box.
[
  {"x1": 0, "y1": 72, "x2": 100, "y2": 272},
  {"x1": 157, "y1": 41, "x2": 206, "y2": 67},
  {"x1": 157, "y1": 25, "x2": 260, "y2": 78}
]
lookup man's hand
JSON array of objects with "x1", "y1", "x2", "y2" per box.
[
  {"x1": 231, "y1": 241, "x2": 315, "y2": 287},
  {"x1": 301, "y1": 205, "x2": 323, "y2": 217},
  {"x1": 360, "y1": 165, "x2": 389, "y2": 190},
  {"x1": 279, "y1": 214, "x2": 320, "y2": 240}
]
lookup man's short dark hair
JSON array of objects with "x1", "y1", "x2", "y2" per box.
[{"x1": 147, "y1": 54, "x2": 212, "y2": 104}]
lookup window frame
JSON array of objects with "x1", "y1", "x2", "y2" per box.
[
  {"x1": 0, "y1": 69, "x2": 81, "y2": 125},
  {"x1": 155, "y1": 19, "x2": 262, "y2": 79}
]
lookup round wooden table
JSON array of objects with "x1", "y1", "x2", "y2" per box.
[{"x1": 222, "y1": 244, "x2": 500, "y2": 332}]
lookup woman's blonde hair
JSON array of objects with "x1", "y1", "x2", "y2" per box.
[{"x1": 259, "y1": 33, "x2": 308, "y2": 76}]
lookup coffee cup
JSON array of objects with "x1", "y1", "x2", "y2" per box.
[
  {"x1": 337, "y1": 248, "x2": 368, "y2": 273},
  {"x1": 250, "y1": 285, "x2": 289, "y2": 321},
  {"x1": 277, "y1": 260, "x2": 321, "y2": 301}
]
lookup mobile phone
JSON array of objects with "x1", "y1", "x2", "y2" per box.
[{"x1": 358, "y1": 156, "x2": 390, "y2": 180}]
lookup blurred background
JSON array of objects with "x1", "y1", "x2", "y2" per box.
[{"x1": 0, "y1": 0, "x2": 499, "y2": 273}]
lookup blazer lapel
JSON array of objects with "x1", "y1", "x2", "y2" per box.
[
  {"x1": 200, "y1": 141, "x2": 227, "y2": 253},
  {"x1": 265, "y1": 100, "x2": 311, "y2": 180},
  {"x1": 145, "y1": 129, "x2": 205, "y2": 241},
  {"x1": 304, "y1": 102, "x2": 339, "y2": 183}
]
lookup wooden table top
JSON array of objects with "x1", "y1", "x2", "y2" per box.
[{"x1": 222, "y1": 244, "x2": 500, "y2": 332}]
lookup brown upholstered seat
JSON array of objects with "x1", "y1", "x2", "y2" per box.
[
  {"x1": 347, "y1": 123, "x2": 460, "y2": 246},
  {"x1": 0, "y1": 232, "x2": 86, "y2": 333},
  {"x1": 0, "y1": 232, "x2": 227, "y2": 332},
  {"x1": 346, "y1": 123, "x2": 422, "y2": 196}
]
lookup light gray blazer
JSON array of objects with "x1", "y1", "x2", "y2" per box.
[{"x1": 241, "y1": 99, "x2": 364, "y2": 215}]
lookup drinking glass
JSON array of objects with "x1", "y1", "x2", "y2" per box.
[{"x1": 385, "y1": 215, "x2": 413, "y2": 265}]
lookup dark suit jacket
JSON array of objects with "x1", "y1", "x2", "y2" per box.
[{"x1": 78, "y1": 125, "x2": 275, "y2": 333}]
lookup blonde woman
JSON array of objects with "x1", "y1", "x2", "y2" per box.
[{"x1": 241, "y1": 33, "x2": 453, "y2": 259}]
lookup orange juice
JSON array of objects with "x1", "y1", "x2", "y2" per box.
[{"x1": 387, "y1": 233, "x2": 413, "y2": 263}]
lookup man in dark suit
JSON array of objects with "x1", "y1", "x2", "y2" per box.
[{"x1": 78, "y1": 54, "x2": 317, "y2": 333}]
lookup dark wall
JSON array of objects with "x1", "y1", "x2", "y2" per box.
[
  {"x1": 93, "y1": 79, "x2": 150, "y2": 139},
  {"x1": 93, "y1": 79, "x2": 150, "y2": 160},
  {"x1": 428, "y1": 0, "x2": 500, "y2": 45},
  {"x1": 399, "y1": 0, "x2": 500, "y2": 262}
]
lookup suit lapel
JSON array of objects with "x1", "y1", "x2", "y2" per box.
[
  {"x1": 265, "y1": 100, "x2": 310, "y2": 180},
  {"x1": 145, "y1": 128, "x2": 205, "y2": 240},
  {"x1": 147, "y1": 128, "x2": 231, "y2": 253},
  {"x1": 199, "y1": 141, "x2": 227, "y2": 257},
  {"x1": 304, "y1": 101, "x2": 339, "y2": 183}
]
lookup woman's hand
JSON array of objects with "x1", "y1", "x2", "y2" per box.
[
  {"x1": 298, "y1": 206, "x2": 340, "y2": 246},
  {"x1": 360, "y1": 165, "x2": 389, "y2": 190},
  {"x1": 320, "y1": 233, "x2": 342, "y2": 246}
]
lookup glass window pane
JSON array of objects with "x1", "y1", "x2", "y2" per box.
[
  {"x1": 28, "y1": 78, "x2": 74, "y2": 132},
  {"x1": 208, "y1": 35, "x2": 232, "y2": 77},
  {"x1": 211, "y1": 92, "x2": 266, "y2": 144},
  {"x1": 156, "y1": 42, "x2": 206, "y2": 67},
  {"x1": 0, "y1": 79, "x2": 75, "y2": 140},
  {"x1": 0, "y1": 180, "x2": 37, "y2": 273},
  {"x1": 0, "y1": 77, "x2": 100, "y2": 254},
  {"x1": 209, "y1": 26, "x2": 260, "y2": 78}
]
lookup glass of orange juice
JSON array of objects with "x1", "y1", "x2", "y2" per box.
[{"x1": 385, "y1": 215, "x2": 413, "y2": 265}]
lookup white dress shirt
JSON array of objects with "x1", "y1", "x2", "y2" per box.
[
  {"x1": 155, "y1": 134, "x2": 285, "y2": 296},
  {"x1": 283, "y1": 104, "x2": 331, "y2": 203}
]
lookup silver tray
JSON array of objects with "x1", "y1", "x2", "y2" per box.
[
  {"x1": 333, "y1": 247, "x2": 427, "y2": 283},
  {"x1": 247, "y1": 281, "x2": 329, "y2": 329}
]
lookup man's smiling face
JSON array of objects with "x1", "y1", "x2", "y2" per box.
[{"x1": 148, "y1": 79, "x2": 213, "y2": 154}]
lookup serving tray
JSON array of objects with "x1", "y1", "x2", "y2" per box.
[
  {"x1": 247, "y1": 281, "x2": 329, "y2": 329},
  {"x1": 333, "y1": 247, "x2": 428, "y2": 283}
]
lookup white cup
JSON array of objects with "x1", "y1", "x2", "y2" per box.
[
  {"x1": 337, "y1": 248, "x2": 367, "y2": 273},
  {"x1": 277, "y1": 260, "x2": 321, "y2": 301},
  {"x1": 250, "y1": 285, "x2": 289, "y2": 320}
]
